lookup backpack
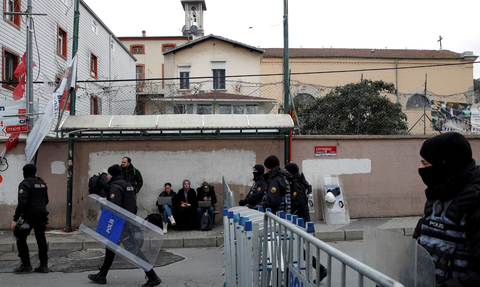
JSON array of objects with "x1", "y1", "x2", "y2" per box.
[
  {"x1": 200, "y1": 211, "x2": 212, "y2": 231},
  {"x1": 145, "y1": 213, "x2": 163, "y2": 228},
  {"x1": 88, "y1": 172, "x2": 108, "y2": 197}
]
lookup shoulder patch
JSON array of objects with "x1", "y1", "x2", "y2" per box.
[
  {"x1": 110, "y1": 193, "x2": 115, "y2": 199},
  {"x1": 293, "y1": 191, "x2": 297, "y2": 197},
  {"x1": 257, "y1": 187, "x2": 262, "y2": 192},
  {"x1": 270, "y1": 187, "x2": 277, "y2": 194},
  {"x1": 19, "y1": 189, "x2": 23, "y2": 194}
]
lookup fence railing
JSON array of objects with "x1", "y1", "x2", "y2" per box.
[{"x1": 223, "y1": 205, "x2": 405, "y2": 287}]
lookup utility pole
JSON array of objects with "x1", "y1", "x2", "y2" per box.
[
  {"x1": 283, "y1": 0, "x2": 291, "y2": 164},
  {"x1": 4, "y1": 1, "x2": 46, "y2": 136},
  {"x1": 65, "y1": 0, "x2": 80, "y2": 232}
]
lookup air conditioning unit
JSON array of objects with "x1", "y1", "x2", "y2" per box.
[{"x1": 198, "y1": 90, "x2": 209, "y2": 94}]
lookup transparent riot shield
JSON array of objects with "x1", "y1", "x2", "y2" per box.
[
  {"x1": 80, "y1": 194, "x2": 164, "y2": 271},
  {"x1": 320, "y1": 175, "x2": 350, "y2": 224},
  {"x1": 363, "y1": 226, "x2": 435, "y2": 287}
]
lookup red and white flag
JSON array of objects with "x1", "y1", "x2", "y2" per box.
[
  {"x1": 13, "y1": 52, "x2": 36, "y2": 78},
  {"x1": 5, "y1": 132, "x2": 20, "y2": 151},
  {"x1": 12, "y1": 75, "x2": 26, "y2": 101}
]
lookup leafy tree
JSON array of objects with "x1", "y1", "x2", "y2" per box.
[{"x1": 297, "y1": 80, "x2": 408, "y2": 135}]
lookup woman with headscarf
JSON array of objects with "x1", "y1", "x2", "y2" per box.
[{"x1": 173, "y1": 179, "x2": 198, "y2": 230}]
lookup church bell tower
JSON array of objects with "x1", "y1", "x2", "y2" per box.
[{"x1": 181, "y1": 0, "x2": 207, "y2": 39}]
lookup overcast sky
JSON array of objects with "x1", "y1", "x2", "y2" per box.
[{"x1": 83, "y1": 0, "x2": 480, "y2": 79}]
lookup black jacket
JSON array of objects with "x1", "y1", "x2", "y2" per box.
[
  {"x1": 240, "y1": 175, "x2": 267, "y2": 207},
  {"x1": 196, "y1": 185, "x2": 217, "y2": 206},
  {"x1": 108, "y1": 176, "x2": 137, "y2": 214},
  {"x1": 290, "y1": 173, "x2": 310, "y2": 222},
  {"x1": 122, "y1": 163, "x2": 143, "y2": 193},
  {"x1": 260, "y1": 166, "x2": 291, "y2": 214},
  {"x1": 174, "y1": 188, "x2": 198, "y2": 210},
  {"x1": 413, "y1": 162, "x2": 480, "y2": 287},
  {"x1": 14, "y1": 176, "x2": 49, "y2": 221}
]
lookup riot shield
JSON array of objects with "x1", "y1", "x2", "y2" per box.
[
  {"x1": 363, "y1": 226, "x2": 435, "y2": 287},
  {"x1": 319, "y1": 176, "x2": 350, "y2": 224},
  {"x1": 80, "y1": 194, "x2": 164, "y2": 271}
]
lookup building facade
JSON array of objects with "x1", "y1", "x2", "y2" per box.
[{"x1": 1, "y1": 0, "x2": 137, "y2": 134}]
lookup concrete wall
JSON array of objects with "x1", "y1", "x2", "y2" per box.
[{"x1": 1, "y1": 136, "x2": 479, "y2": 229}]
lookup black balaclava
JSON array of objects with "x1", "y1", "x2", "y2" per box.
[
  {"x1": 419, "y1": 132, "x2": 473, "y2": 189},
  {"x1": 23, "y1": 164, "x2": 37, "y2": 178},
  {"x1": 253, "y1": 164, "x2": 265, "y2": 179},
  {"x1": 284, "y1": 163, "x2": 299, "y2": 176}
]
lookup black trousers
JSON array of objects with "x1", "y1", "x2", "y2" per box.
[
  {"x1": 16, "y1": 217, "x2": 48, "y2": 262},
  {"x1": 100, "y1": 224, "x2": 150, "y2": 275}
]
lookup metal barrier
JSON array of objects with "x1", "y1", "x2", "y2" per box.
[
  {"x1": 223, "y1": 206, "x2": 405, "y2": 287},
  {"x1": 222, "y1": 176, "x2": 236, "y2": 209}
]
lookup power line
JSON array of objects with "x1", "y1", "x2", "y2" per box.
[{"x1": 1, "y1": 60, "x2": 475, "y2": 85}]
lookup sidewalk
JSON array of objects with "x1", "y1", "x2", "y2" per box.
[{"x1": 0, "y1": 216, "x2": 421, "y2": 252}]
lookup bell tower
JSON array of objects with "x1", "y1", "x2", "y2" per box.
[{"x1": 181, "y1": 0, "x2": 207, "y2": 39}]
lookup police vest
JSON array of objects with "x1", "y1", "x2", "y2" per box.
[
  {"x1": 416, "y1": 198, "x2": 471, "y2": 284},
  {"x1": 23, "y1": 177, "x2": 48, "y2": 217}
]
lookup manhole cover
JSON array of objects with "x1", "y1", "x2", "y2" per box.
[{"x1": 66, "y1": 249, "x2": 104, "y2": 260}]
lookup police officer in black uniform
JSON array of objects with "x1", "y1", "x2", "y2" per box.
[
  {"x1": 284, "y1": 163, "x2": 311, "y2": 222},
  {"x1": 11, "y1": 164, "x2": 49, "y2": 274},
  {"x1": 258, "y1": 155, "x2": 291, "y2": 214},
  {"x1": 88, "y1": 164, "x2": 162, "y2": 287},
  {"x1": 239, "y1": 164, "x2": 267, "y2": 208}
]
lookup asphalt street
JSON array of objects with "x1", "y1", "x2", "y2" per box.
[
  {"x1": 0, "y1": 241, "x2": 366, "y2": 287},
  {"x1": 0, "y1": 247, "x2": 226, "y2": 287}
]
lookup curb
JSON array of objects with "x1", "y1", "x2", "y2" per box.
[{"x1": 0, "y1": 229, "x2": 417, "y2": 251}]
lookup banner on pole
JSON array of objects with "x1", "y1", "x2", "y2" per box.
[{"x1": 25, "y1": 55, "x2": 77, "y2": 163}]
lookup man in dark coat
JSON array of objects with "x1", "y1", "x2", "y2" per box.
[
  {"x1": 239, "y1": 164, "x2": 267, "y2": 208},
  {"x1": 121, "y1": 157, "x2": 143, "y2": 194},
  {"x1": 196, "y1": 181, "x2": 217, "y2": 226},
  {"x1": 258, "y1": 155, "x2": 291, "y2": 214},
  {"x1": 88, "y1": 165, "x2": 161, "y2": 287},
  {"x1": 413, "y1": 132, "x2": 480, "y2": 287},
  {"x1": 11, "y1": 164, "x2": 49, "y2": 274},
  {"x1": 284, "y1": 163, "x2": 310, "y2": 222}
]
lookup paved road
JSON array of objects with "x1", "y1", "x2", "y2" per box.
[
  {"x1": 0, "y1": 247, "x2": 226, "y2": 287},
  {"x1": 0, "y1": 241, "x2": 368, "y2": 287}
]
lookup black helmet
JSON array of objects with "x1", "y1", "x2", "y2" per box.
[{"x1": 13, "y1": 219, "x2": 31, "y2": 239}]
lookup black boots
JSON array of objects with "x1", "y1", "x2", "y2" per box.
[
  {"x1": 34, "y1": 261, "x2": 49, "y2": 273},
  {"x1": 13, "y1": 257, "x2": 32, "y2": 273},
  {"x1": 88, "y1": 270, "x2": 107, "y2": 284},
  {"x1": 141, "y1": 269, "x2": 162, "y2": 287}
]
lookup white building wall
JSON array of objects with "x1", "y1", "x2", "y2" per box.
[{"x1": 0, "y1": 0, "x2": 136, "y2": 137}]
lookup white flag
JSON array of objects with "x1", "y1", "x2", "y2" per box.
[{"x1": 25, "y1": 55, "x2": 77, "y2": 163}]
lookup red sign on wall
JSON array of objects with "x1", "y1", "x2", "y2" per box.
[
  {"x1": 3, "y1": 124, "x2": 29, "y2": 134},
  {"x1": 315, "y1": 146, "x2": 337, "y2": 157}
]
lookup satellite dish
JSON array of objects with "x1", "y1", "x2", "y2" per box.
[
  {"x1": 181, "y1": 25, "x2": 187, "y2": 36},
  {"x1": 190, "y1": 25, "x2": 198, "y2": 34}
]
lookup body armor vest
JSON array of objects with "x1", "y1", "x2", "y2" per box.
[{"x1": 417, "y1": 198, "x2": 471, "y2": 285}]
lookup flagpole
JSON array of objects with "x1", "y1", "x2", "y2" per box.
[{"x1": 65, "y1": 0, "x2": 80, "y2": 232}]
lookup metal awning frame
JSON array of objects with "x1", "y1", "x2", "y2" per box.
[{"x1": 58, "y1": 114, "x2": 294, "y2": 140}]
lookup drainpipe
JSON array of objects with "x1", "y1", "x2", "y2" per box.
[{"x1": 395, "y1": 58, "x2": 399, "y2": 102}]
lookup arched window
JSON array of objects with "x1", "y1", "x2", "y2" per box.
[
  {"x1": 406, "y1": 94, "x2": 429, "y2": 109},
  {"x1": 294, "y1": 93, "x2": 315, "y2": 106}
]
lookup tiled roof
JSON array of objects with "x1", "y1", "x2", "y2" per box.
[
  {"x1": 262, "y1": 48, "x2": 463, "y2": 59},
  {"x1": 162, "y1": 92, "x2": 275, "y2": 102}
]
